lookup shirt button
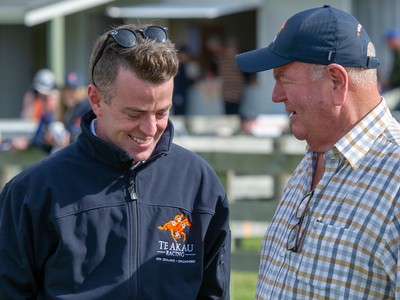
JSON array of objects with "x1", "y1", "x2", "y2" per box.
[{"x1": 280, "y1": 250, "x2": 286, "y2": 257}]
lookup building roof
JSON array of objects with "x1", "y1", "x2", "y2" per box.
[
  {"x1": 106, "y1": 1, "x2": 261, "y2": 19},
  {"x1": 0, "y1": 0, "x2": 115, "y2": 26},
  {"x1": 0, "y1": 0, "x2": 262, "y2": 26}
]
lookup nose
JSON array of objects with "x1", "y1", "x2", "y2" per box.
[
  {"x1": 271, "y1": 81, "x2": 285, "y2": 103},
  {"x1": 139, "y1": 114, "x2": 157, "y2": 136}
]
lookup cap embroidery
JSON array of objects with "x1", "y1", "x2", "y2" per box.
[
  {"x1": 158, "y1": 213, "x2": 191, "y2": 242},
  {"x1": 274, "y1": 21, "x2": 286, "y2": 42},
  {"x1": 357, "y1": 23, "x2": 362, "y2": 37},
  {"x1": 279, "y1": 22, "x2": 286, "y2": 33}
]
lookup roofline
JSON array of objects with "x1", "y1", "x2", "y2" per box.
[
  {"x1": 0, "y1": 6, "x2": 25, "y2": 25},
  {"x1": 25, "y1": 0, "x2": 116, "y2": 26},
  {"x1": 106, "y1": 1, "x2": 262, "y2": 19},
  {"x1": 0, "y1": 0, "x2": 115, "y2": 27}
]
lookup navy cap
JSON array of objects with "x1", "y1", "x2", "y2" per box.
[
  {"x1": 386, "y1": 28, "x2": 400, "y2": 40},
  {"x1": 235, "y1": 5, "x2": 380, "y2": 72},
  {"x1": 65, "y1": 71, "x2": 85, "y2": 89}
]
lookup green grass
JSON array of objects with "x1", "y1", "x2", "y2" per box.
[
  {"x1": 238, "y1": 237, "x2": 263, "y2": 251},
  {"x1": 232, "y1": 270, "x2": 258, "y2": 300},
  {"x1": 231, "y1": 237, "x2": 262, "y2": 299}
]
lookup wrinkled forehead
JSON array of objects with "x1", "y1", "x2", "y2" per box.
[{"x1": 273, "y1": 62, "x2": 314, "y2": 80}]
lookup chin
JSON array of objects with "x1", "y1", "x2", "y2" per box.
[
  {"x1": 131, "y1": 152, "x2": 151, "y2": 162},
  {"x1": 291, "y1": 129, "x2": 307, "y2": 141}
]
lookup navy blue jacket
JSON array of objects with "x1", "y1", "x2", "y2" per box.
[{"x1": 0, "y1": 111, "x2": 231, "y2": 299}]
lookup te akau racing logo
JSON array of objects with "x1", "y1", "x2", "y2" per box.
[
  {"x1": 157, "y1": 214, "x2": 196, "y2": 262},
  {"x1": 158, "y1": 213, "x2": 191, "y2": 242}
]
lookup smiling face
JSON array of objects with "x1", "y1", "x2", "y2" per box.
[
  {"x1": 88, "y1": 67, "x2": 173, "y2": 162},
  {"x1": 272, "y1": 62, "x2": 338, "y2": 149}
]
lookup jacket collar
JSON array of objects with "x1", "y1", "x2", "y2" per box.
[{"x1": 77, "y1": 110, "x2": 174, "y2": 169}]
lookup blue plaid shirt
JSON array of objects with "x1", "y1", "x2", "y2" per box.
[{"x1": 256, "y1": 99, "x2": 400, "y2": 299}]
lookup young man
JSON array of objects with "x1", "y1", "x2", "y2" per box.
[
  {"x1": 0, "y1": 24, "x2": 230, "y2": 299},
  {"x1": 236, "y1": 5, "x2": 399, "y2": 299}
]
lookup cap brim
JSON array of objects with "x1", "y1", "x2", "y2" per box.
[
  {"x1": 235, "y1": 47, "x2": 293, "y2": 73},
  {"x1": 33, "y1": 84, "x2": 54, "y2": 95}
]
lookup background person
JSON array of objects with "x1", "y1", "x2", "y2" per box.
[
  {"x1": 37, "y1": 71, "x2": 90, "y2": 153},
  {"x1": 12, "y1": 68, "x2": 67, "y2": 153},
  {"x1": 0, "y1": 23, "x2": 230, "y2": 299},
  {"x1": 11, "y1": 88, "x2": 65, "y2": 153},
  {"x1": 385, "y1": 28, "x2": 400, "y2": 91},
  {"x1": 236, "y1": 5, "x2": 399, "y2": 299},
  {"x1": 20, "y1": 68, "x2": 57, "y2": 122},
  {"x1": 208, "y1": 36, "x2": 246, "y2": 115},
  {"x1": 172, "y1": 46, "x2": 196, "y2": 116},
  {"x1": 29, "y1": 88, "x2": 66, "y2": 153},
  {"x1": 60, "y1": 71, "x2": 91, "y2": 142},
  {"x1": 382, "y1": 28, "x2": 400, "y2": 110}
]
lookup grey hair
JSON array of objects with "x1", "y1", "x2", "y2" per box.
[{"x1": 308, "y1": 42, "x2": 378, "y2": 86}]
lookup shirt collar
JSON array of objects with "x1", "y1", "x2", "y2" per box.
[
  {"x1": 334, "y1": 98, "x2": 392, "y2": 169},
  {"x1": 90, "y1": 118, "x2": 97, "y2": 136}
]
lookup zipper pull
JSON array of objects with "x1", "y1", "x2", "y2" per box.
[
  {"x1": 129, "y1": 177, "x2": 138, "y2": 200},
  {"x1": 129, "y1": 161, "x2": 144, "y2": 201}
]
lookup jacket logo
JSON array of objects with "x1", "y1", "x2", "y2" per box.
[{"x1": 158, "y1": 213, "x2": 191, "y2": 242}]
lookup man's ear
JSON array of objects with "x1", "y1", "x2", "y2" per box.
[
  {"x1": 87, "y1": 84, "x2": 103, "y2": 116},
  {"x1": 326, "y1": 64, "x2": 348, "y2": 106}
]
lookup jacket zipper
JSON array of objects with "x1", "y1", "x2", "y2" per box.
[
  {"x1": 128, "y1": 161, "x2": 145, "y2": 200},
  {"x1": 127, "y1": 155, "x2": 165, "y2": 201},
  {"x1": 128, "y1": 176, "x2": 138, "y2": 200},
  {"x1": 127, "y1": 158, "x2": 162, "y2": 298},
  {"x1": 128, "y1": 162, "x2": 145, "y2": 299}
]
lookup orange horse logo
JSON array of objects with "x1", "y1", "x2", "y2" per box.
[{"x1": 158, "y1": 214, "x2": 191, "y2": 242}]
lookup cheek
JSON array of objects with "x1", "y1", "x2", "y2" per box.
[
  {"x1": 159, "y1": 117, "x2": 169, "y2": 128},
  {"x1": 155, "y1": 119, "x2": 169, "y2": 135},
  {"x1": 100, "y1": 109, "x2": 129, "y2": 133},
  {"x1": 117, "y1": 118, "x2": 141, "y2": 132}
]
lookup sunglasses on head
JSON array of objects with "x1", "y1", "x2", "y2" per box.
[{"x1": 91, "y1": 25, "x2": 168, "y2": 86}]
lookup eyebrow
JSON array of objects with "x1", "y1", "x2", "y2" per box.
[
  {"x1": 273, "y1": 69, "x2": 283, "y2": 80},
  {"x1": 273, "y1": 64, "x2": 292, "y2": 81},
  {"x1": 124, "y1": 105, "x2": 172, "y2": 113}
]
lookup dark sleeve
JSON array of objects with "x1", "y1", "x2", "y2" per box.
[
  {"x1": 0, "y1": 182, "x2": 49, "y2": 298},
  {"x1": 197, "y1": 194, "x2": 231, "y2": 300}
]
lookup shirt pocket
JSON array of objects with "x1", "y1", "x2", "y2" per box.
[{"x1": 295, "y1": 219, "x2": 365, "y2": 294}]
